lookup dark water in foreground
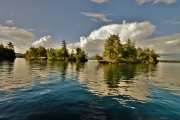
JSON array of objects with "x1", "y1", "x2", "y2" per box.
[{"x1": 0, "y1": 58, "x2": 180, "y2": 120}]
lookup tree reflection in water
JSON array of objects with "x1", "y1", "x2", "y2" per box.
[
  {"x1": 103, "y1": 64, "x2": 156, "y2": 88},
  {"x1": 0, "y1": 59, "x2": 156, "y2": 101},
  {"x1": 78, "y1": 61, "x2": 157, "y2": 101},
  {"x1": 103, "y1": 64, "x2": 156, "y2": 99}
]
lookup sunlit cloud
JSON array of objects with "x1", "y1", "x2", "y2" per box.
[
  {"x1": 28, "y1": 29, "x2": 36, "y2": 31},
  {"x1": 68, "y1": 20, "x2": 155, "y2": 56},
  {"x1": 0, "y1": 38, "x2": 32, "y2": 53},
  {"x1": 81, "y1": 12, "x2": 112, "y2": 22},
  {"x1": 153, "y1": 0, "x2": 176, "y2": 4},
  {"x1": 68, "y1": 20, "x2": 180, "y2": 56},
  {"x1": 137, "y1": 33, "x2": 180, "y2": 54},
  {"x1": 164, "y1": 16, "x2": 180, "y2": 25},
  {"x1": 0, "y1": 25, "x2": 54, "y2": 53},
  {"x1": 0, "y1": 35, "x2": 55, "y2": 53},
  {"x1": 0, "y1": 25, "x2": 35, "y2": 42},
  {"x1": 90, "y1": 0, "x2": 109, "y2": 4},
  {"x1": 32, "y1": 35, "x2": 54, "y2": 48},
  {"x1": 170, "y1": 21, "x2": 180, "y2": 25},
  {"x1": 91, "y1": 18, "x2": 98, "y2": 22},
  {"x1": 136, "y1": 0, "x2": 176, "y2": 5},
  {"x1": 5, "y1": 20, "x2": 14, "y2": 25},
  {"x1": 136, "y1": 0, "x2": 151, "y2": 5},
  {"x1": 1, "y1": 20, "x2": 179, "y2": 57}
]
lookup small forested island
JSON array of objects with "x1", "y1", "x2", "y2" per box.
[
  {"x1": 101, "y1": 34, "x2": 159, "y2": 64},
  {"x1": 24, "y1": 40, "x2": 88, "y2": 62},
  {"x1": 0, "y1": 42, "x2": 16, "y2": 60}
]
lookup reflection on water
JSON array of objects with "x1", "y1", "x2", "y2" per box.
[
  {"x1": 0, "y1": 59, "x2": 33, "y2": 91},
  {"x1": 0, "y1": 58, "x2": 180, "y2": 119},
  {"x1": 152, "y1": 63, "x2": 180, "y2": 93},
  {"x1": 78, "y1": 61, "x2": 157, "y2": 101}
]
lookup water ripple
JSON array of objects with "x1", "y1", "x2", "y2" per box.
[{"x1": 0, "y1": 59, "x2": 180, "y2": 119}]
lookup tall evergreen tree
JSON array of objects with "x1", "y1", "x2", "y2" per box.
[{"x1": 61, "y1": 39, "x2": 69, "y2": 60}]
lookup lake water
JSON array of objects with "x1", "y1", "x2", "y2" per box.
[{"x1": 0, "y1": 58, "x2": 180, "y2": 120}]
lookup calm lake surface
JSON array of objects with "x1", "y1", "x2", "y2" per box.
[{"x1": 0, "y1": 58, "x2": 180, "y2": 120}]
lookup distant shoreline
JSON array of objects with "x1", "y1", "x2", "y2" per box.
[
  {"x1": 98, "y1": 60, "x2": 156, "y2": 64},
  {"x1": 98, "y1": 60, "x2": 180, "y2": 64},
  {"x1": 159, "y1": 60, "x2": 180, "y2": 63}
]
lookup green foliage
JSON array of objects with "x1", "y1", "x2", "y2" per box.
[
  {"x1": 25, "y1": 47, "x2": 38, "y2": 60},
  {"x1": 103, "y1": 34, "x2": 159, "y2": 64},
  {"x1": 74, "y1": 47, "x2": 87, "y2": 62},
  {"x1": 24, "y1": 40, "x2": 88, "y2": 62},
  {"x1": 69, "y1": 49, "x2": 76, "y2": 61},
  {"x1": 24, "y1": 46, "x2": 47, "y2": 60},
  {"x1": 37, "y1": 46, "x2": 47, "y2": 57},
  {"x1": 122, "y1": 39, "x2": 137, "y2": 59},
  {"x1": 0, "y1": 42, "x2": 16, "y2": 60},
  {"x1": 95, "y1": 53, "x2": 100, "y2": 60},
  {"x1": 47, "y1": 48, "x2": 56, "y2": 61},
  {"x1": 55, "y1": 48, "x2": 63, "y2": 60},
  {"x1": 61, "y1": 39, "x2": 69, "y2": 60},
  {"x1": 103, "y1": 34, "x2": 122, "y2": 61}
]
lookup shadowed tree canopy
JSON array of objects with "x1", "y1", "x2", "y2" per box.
[{"x1": 0, "y1": 42, "x2": 16, "y2": 60}]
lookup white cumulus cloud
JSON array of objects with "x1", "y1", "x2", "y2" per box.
[
  {"x1": 0, "y1": 25, "x2": 35, "y2": 41},
  {"x1": 0, "y1": 25, "x2": 54, "y2": 53},
  {"x1": 68, "y1": 21, "x2": 180, "y2": 57},
  {"x1": 136, "y1": 0, "x2": 176, "y2": 5},
  {"x1": 15, "y1": 35, "x2": 54, "y2": 53},
  {"x1": 90, "y1": 0, "x2": 109, "y2": 4},
  {"x1": 164, "y1": 16, "x2": 180, "y2": 25},
  {"x1": 81, "y1": 12, "x2": 112, "y2": 22},
  {"x1": 5, "y1": 20, "x2": 14, "y2": 25},
  {"x1": 0, "y1": 25, "x2": 36, "y2": 53},
  {"x1": 32, "y1": 35, "x2": 54, "y2": 47},
  {"x1": 0, "y1": 39, "x2": 32, "y2": 53},
  {"x1": 68, "y1": 21, "x2": 156, "y2": 56},
  {"x1": 153, "y1": 0, "x2": 176, "y2": 4},
  {"x1": 136, "y1": 0, "x2": 152, "y2": 5},
  {"x1": 137, "y1": 33, "x2": 180, "y2": 54}
]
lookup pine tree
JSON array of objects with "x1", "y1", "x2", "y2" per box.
[{"x1": 61, "y1": 39, "x2": 69, "y2": 60}]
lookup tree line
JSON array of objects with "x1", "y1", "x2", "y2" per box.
[
  {"x1": 0, "y1": 42, "x2": 16, "y2": 60},
  {"x1": 24, "y1": 40, "x2": 88, "y2": 62},
  {"x1": 102, "y1": 34, "x2": 159, "y2": 64},
  {"x1": 1, "y1": 35, "x2": 159, "y2": 64}
]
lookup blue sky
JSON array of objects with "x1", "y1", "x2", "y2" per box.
[{"x1": 0, "y1": 0, "x2": 180, "y2": 59}]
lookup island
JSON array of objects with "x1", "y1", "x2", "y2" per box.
[
  {"x1": 24, "y1": 40, "x2": 88, "y2": 62},
  {"x1": 100, "y1": 34, "x2": 159, "y2": 64}
]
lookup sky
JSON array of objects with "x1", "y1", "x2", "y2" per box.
[{"x1": 0, "y1": 0, "x2": 180, "y2": 59}]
